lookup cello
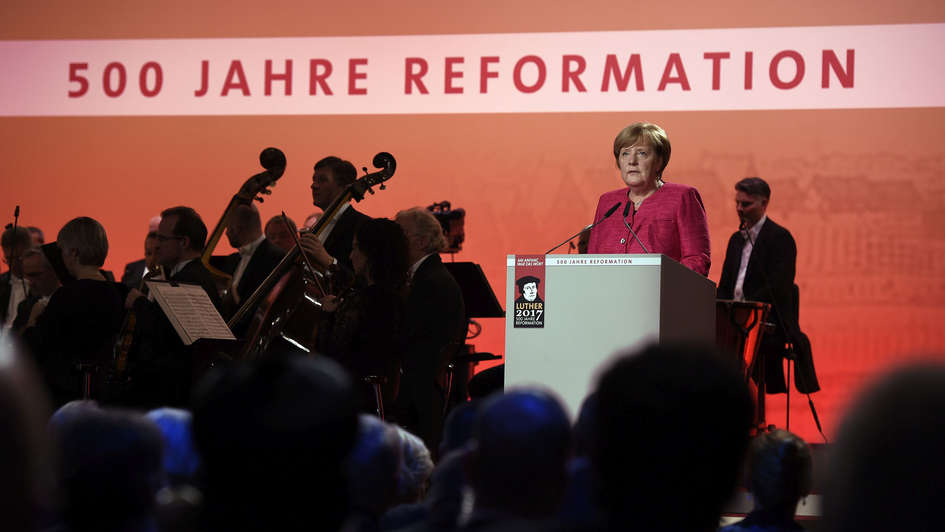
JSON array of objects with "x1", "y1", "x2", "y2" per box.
[{"x1": 229, "y1": 152, "x2": 396, "y2": 361}]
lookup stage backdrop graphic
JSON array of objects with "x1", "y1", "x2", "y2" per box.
[{"x1": 3, "y1": 0, "x2": 945, "y2": 441}]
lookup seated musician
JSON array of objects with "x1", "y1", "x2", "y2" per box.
[
  {"x1": 22, "y1": 217, "x2": 126, "y2": 407},
  {"x1": 316, "y1": 218, "x2": 408, "y2": 414},
  {"x1": 11, "y1": 247, "x2": 62, "y2": 333},
  {"x1": 216, "y1": 204, "x2": 285, "y2": 328},
  {"x1": 263, "y1": 213, "x2": 297, "y2": 253},
  {"x1": 124, "y1": 206, "x2": 221, "y2": 408}
]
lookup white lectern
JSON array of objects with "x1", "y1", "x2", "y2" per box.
[{"x1": 504, "y1": 254, "x2": 716, "y2": 417}]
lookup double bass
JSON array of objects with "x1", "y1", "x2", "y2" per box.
[
  {"x1": 200, "y1": 147, "x2": 287, "y2": 297},
  {"x1": 230, "y1": 152, "x2": 396, "y2": 361}
]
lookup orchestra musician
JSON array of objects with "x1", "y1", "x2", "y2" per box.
[
  {"x1": 124, "y1": 206, "x2": 221, "y2": 408},
  {"x1": 299, "y1": 156, "x2": 370, "y2": 272},
  {"x1": 316, "y1": 217, "x2": 408, "y2": 414}
]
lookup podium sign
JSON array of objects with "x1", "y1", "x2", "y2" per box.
[{"x1": 505, "y1": 254, "x2": 716, "y2": 416}]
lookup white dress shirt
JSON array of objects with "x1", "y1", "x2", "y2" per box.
[
  {"x1": 317, "y1": 203, "x2": 350, "y2": 244},
  {"x1": 3, "y1": 274, "x2": 28, "y2": 330},
  {"x1": 232, "y1": 235, "x2": 266, "y2": 290},
  {"x1": 734, "y1": 215, "x2": 766, "y2": 301},
  {"x1": 408, "y1": 253, "x2": 434, "y2": 281}
]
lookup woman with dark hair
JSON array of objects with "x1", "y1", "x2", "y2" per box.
[
  {"x1": 23, "y1": 217, "x2": 127, "y2": 406},
  {"x1": 317, "y1": 217, "x2": 408, "y2": 413}
]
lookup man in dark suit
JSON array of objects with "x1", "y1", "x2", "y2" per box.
[
  {"x1": 11, "y1": 247, "x2": 61, "y2": 333},
  {"x1": 299, "y1": 156, "x2": 370, "y2": 272},
  {"x1": 126, "y1": 206, "x2": 222, "y2": 407},
  {"x1": 394, "y1": 207, "x2": 466, "y2": 451},
  {"x1": 121, "y1": 232, "x2": 160, "y2": 289},
  {"x1": 1, "y1": 226, "x2": 32, "y2": 329},
  {"x1": 216, "y1": 203, "x2": 285, "y2": 326},
  {"x1": 717, "y1": 177, "x2": 819, "y2": 395}
]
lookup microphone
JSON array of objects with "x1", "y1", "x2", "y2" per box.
[
  {"x1": 621, "y1": 201, "x2": 649, "y2": 254},
  {"x1": 545, "y1": 202, "x2": 621, "y2": 254},
  {"x1": 602, "y1": 202, "x2": 621, "y2": 219}
]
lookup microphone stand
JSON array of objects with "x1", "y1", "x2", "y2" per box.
[
  {"x1": 545, "y1": 223, "x2": 593, "y2": 255},
  {"x1": 545, "y1": 202, "x2": 622, "y2": 255},
  {"x1": 622, "y1": 202, "x2": 649, "y2": 253},
  {"x1": 10, "y1": 206, "x2": 29, "y2": 303}
]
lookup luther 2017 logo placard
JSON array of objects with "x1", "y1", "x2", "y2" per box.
[{"x1": 513, "y1": 255, "x2": 545, "y2": 328}]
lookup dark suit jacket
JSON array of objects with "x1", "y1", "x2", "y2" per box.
[
  {"x1": 231, "y1": 239, "x2": 285, "y2": 304},
  {"x1": 0, "y1": 271, "x2": 13, "y2": 325},
  {"x1": 121, "y1": 259, "x2": 146, "y2": 289},
  {"x1": 324, "y1": 206, "x2": 370, "y2": 270},
  {"x1": 395, "y1": 254, "x2": 466, "y2": 450},
  {"x1": 128, "y1": 259, "x2": 223, "y2": 408},
  {"x1": 717, "y1": 218, "x2": 819, "y2": 394},
  {"x1": 214, "y1": 238, "x2": 286, "y2": 326}
]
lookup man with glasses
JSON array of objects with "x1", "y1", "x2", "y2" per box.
[
  {"x1": 1, "y1": 225, "x2": 32, "y2": 331},
  {"x1": 127, "y1": 206, "x2": 220, "y2": 310},
  {"x1": 125, "y1": 206, "x2": 220, "y2": 408}
]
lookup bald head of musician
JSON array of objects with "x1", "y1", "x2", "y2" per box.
[
  {"x1": 311, "y1": 156, "x2": 357, "y2": 210},
  {"x1": 264, "y1": 214, "x2": 297, "y2": 252},
  {"x1": 225, "y1": 204, "x2": 263, "y2": 250}
]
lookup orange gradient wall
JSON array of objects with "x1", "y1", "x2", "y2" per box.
[{"x1": 3, "y1": 0, "x2": 945, "y2": 442}]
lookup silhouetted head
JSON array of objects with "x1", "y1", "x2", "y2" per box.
[
  {"x1": 468, "y1": 388, "x2": 572, "y2": 518},
  {"x1": 146, "y1": 408, "x2": 201, "y2": 487},
  {"x1": 823, "y1": 361, "x2": 945, "y2": 532},
  {"x1": 53, "y1": 407, "x2": 164, "y2": 532},
  {"x1": 351, "y1": 217, "x2": 408, "y2": 290},
  {"x1": 440, "y1": 399, "x2": 481, "y2": 457},
  {"x1": 392, "y1": 426, "x2": 434, "y2": 505},
  {"x1": 593, "y1": 343, "x2": 753, "y2": 531},
  {"x1": 192, "y1": 353, "x2": 358, "y2": 532},
  {"x1": 346, "y1": 414, "x2": 401, "y2": 517},
  {"x1": 746, "y1": 429, "x2": 812, "y2": 517},
  {"x1": 0, "y1": 340, "x2": 54, "y2": 532}
]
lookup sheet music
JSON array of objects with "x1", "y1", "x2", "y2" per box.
[{"x1": 146, "y1": 281, "x2": 235, "y2": 345}]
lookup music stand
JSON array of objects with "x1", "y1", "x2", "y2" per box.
[
  {"x1": 442, "y1": 261, "x2": 504, "y2": 406},
  {"x1": 443, "y1": 262, "x2": 504, "y2": 319}
]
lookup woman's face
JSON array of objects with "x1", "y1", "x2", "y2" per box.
[
  {"x1": 618, "y1": 140, "x2": 662, "y2": 190},
  {"x1": 60, "y1": 246, "x2": 79, "y2": 275},
  {"x1": 350, "y1": 237, "x2": 368, "y2": 278}
]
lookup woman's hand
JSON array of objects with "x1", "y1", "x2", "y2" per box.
[
  {"x1": 26, "y1": 299, "x2": 48, "y2": 328},
  {"x1": 125, "y1": 288, "x2": 145, "y2": 309},
  {"x1": 319, "y1": 294, "x2": 340, "y2": 312}
]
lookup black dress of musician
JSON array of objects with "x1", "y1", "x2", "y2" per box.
[
  {"x1": 317, "y1": 218, "x2": 408, "y2": 413},
  {"x1": 23, "y1": 217, "x2": 126, "y2": 407}
]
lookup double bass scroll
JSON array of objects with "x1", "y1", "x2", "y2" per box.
[{"x1": 200, "y1": 147, "x2": 287, "y2": 287}]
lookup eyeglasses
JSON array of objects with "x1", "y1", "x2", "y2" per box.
[{"x1": 155, "y1": 234, "x2": 184, "y2": 242}]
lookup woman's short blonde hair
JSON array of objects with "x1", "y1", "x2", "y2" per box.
[
  {"x1": 57, "y1": 217, "x2": 108, "y2": 267},
  {"x1": 613, "y1": 122, "x2": 671, "y2": 177}
]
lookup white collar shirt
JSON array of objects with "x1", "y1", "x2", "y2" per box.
[{"x1": 734, "y1": 214, "x2": 767, "y2": 301}]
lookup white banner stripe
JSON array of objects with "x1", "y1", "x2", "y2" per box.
[{"x1": 1, "y1": 24, "x2": 943, "y2": 116}]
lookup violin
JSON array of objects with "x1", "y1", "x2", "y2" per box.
[
  {"x1": 113, "y1": 265, "x2": 162, "y2": 376},
  {"x1": 230, "y1": 152, "x2": 396, "y2": 361}
]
